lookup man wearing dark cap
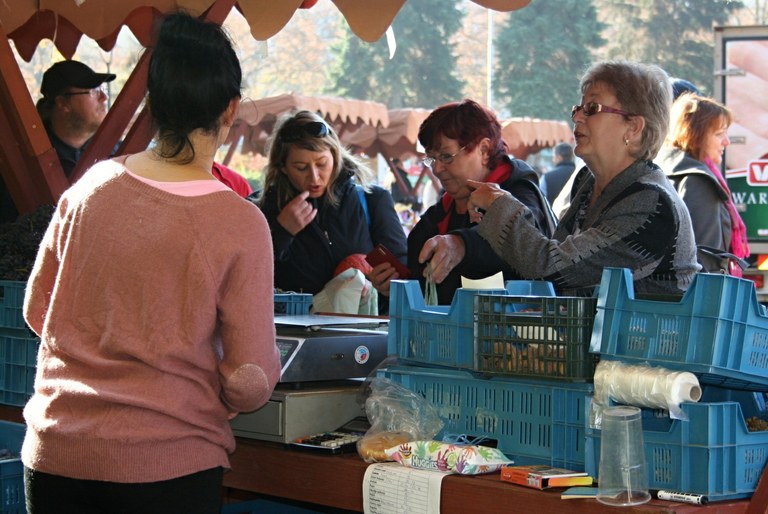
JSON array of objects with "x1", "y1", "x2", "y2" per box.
[{"x1": 36, "y1": 60, "x2": 116, "y2": 177}]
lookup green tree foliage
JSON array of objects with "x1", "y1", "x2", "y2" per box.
[
  {"x1": 596, "y1": 0, "x2": 743, "y2": 95},
  {"x1": 327, "y1": 0, "x2": 464, "y2": 108},
  {"x1": 493, "y1": 0, "x2": 605, "y2": 121}
]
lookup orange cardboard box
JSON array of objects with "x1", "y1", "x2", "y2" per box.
[{"x1": 500, "y1": 465, "x2": 593, "y2": 490}]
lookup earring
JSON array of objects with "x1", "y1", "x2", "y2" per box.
[{"x1": 624, "y1": 138, "x2": 629, "y2": 146}]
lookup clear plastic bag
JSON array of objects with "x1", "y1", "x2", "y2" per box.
[{"x1": 356, "y1": 377, "x2": 444, "y2": 463}]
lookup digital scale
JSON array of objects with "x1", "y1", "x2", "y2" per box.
[{"x1": 230, "y1": 315, "x2": 389, "y2": 443}]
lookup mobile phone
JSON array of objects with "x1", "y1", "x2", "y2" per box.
[{"x1": 365, "y1": 244, "x2": 411, "y2": 279}]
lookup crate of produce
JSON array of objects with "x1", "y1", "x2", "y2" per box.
[
  {"x1": 0, "y1": 421, "x2": 25, "y2": 514},
  {"x1": 475, "y1": 294, "x2": 598, "y2": 380},
  {"x1": 0, "y1": 281, "x2": 26, "y2": 331},
  {"x1": 387, "y1": 279, "x2": 555, "y2": 371},
  {"x1": 585, "y1": 389, "x2": 768, "y2": 502},
  {"x1": 273, "y1": 292, "x2": 313, "y2": 316},
  {"x1": 591, "y1": 267, "x2": 768, "y2": 390},
  {"x1": 378, "y1": 365, "x2": 592, "y2": 470},
  {"x1": 0, "y1": 331, "x2": 39, "y2": 407}
]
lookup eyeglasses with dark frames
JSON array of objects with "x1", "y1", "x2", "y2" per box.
[
  {"x1": 281, "y1": 121, "x2": 330, "y2": 143},
  {"x1": 422, "y1": 146, "x2": 466, "y2": 168},
  {"x1": 571, "y1": 102, "x2": 636, "y2": 120}
]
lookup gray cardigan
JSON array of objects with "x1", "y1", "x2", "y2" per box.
[
  {"x1": 478, "y1": 159, "x2": 701, "y2": 296},
  {"x1": 657, "y1": 147, "x2": 732, "y2": 273}
]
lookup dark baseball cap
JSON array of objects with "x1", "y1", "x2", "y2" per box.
[{"x1": 41, "y1": 60, "x2": 116, "y2": 98}]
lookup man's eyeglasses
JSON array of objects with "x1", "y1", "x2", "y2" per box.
[
  {"x1": 281, "y1": 121, "x2": 330, "y2": 143},
  {"x1": 422, "y1": 146, "x2": 466, "y2": 168},
  {"x1": 62, "y1": 85, "x2": 107, "y2": 98},
  {"x1": 571, "y1": 102, "x2": 635, "y2": 120}
]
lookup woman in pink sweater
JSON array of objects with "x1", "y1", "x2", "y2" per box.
[{"x1": 21, "y1": 12, "x2": 281, "y2": 514}]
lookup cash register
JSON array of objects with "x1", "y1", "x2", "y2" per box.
[{"x1": 229, "y1": 314, "x2": 388, "y2": 443}]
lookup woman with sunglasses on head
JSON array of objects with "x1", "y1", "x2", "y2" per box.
[
  {"x1": 408, "y1": 99, "x2": 555, "y2": 305},
  {"x1": 468, "y1": 61, "x2": 700, "y2": 296},
  {"x1": 260, "y1": 110, "x2": 407, "y2": 314},
  {"x1": 21, "y1": 12, "x2": 281, "y2": 514},
  {"x1": 657, "y1": 94, "x2": 749, "y2": 276}
]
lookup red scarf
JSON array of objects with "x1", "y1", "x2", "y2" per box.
[
  {"x1": 704, "y1": 157, "x2": 750, "y2": 276},
  {"x1": 436, "y1": 161, "x2": 513, "y2": 234}
]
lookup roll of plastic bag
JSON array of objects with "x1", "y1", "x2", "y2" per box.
[{"x1": 593, "y1": 360, "x2": 701, "y2": 422}]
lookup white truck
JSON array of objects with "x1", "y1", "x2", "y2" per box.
[{"x1": 714, "y1": 25, "x2": 768, "y2": 303}]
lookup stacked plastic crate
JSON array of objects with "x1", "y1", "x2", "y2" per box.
[
  {"x1": 382, "y1": 279, "x2": 598, "y2": 471},
  {"x1": 587, "y1": 267, "x2": 768, "y2": 501},
  {"x1": 273, "y1": 291, "x2": 313, "y2": 316},
  {"x1": 0, "y1": 281, "x2": 38, "y2": 408},
  {"x1": 0, "y1": 420, "x2": 25, "y2": 514}
]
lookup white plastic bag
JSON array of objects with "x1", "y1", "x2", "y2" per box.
[{"x1": 311, "y1": 268, "x2": 378, "y2": 315}]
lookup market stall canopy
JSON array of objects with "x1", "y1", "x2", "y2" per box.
[
  {"x1": 344, "y1": 108, "x2": 431, "y2": 161},
  {"x1": 501, "y1": 117, "x2": 574, "y2": 160},
  {"x1": 4, "y1": 0, "x2": 531, "y2": 61},
  {"x1": 0, "y1": 0, "x2": 531, "y2": 217},
  {"x1": 223, "y1": 93, "x2": 390, "y2": 160}
]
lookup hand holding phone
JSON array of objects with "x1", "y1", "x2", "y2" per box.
[{"x1": 365, "y1": 244, "x2": 410, "y2": 279}]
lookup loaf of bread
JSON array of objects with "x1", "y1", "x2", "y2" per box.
[{"x1": 357, "y1": 431, "x2": 412, "y2": 462}]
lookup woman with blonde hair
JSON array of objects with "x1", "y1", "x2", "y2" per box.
[{"x1": 260, "y1": 110, "x2": 406, "y2": 313}]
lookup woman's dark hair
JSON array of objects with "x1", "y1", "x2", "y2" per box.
[
  {"x1": 147, "y1": 11, "x2": 242, "y2": 163},
  {"x1": 417, "y1": 99, "x2": 508, "y2": 171}
]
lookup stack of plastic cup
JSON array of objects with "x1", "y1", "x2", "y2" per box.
[{"x1": 596, "y1": 406, "x2": 651, "y2": 506}]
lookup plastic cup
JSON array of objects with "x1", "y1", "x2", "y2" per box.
[{"x1": 596, "y1": 406, "x2": 651, "y2": 506}]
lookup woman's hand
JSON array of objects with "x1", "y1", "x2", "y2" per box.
[
  {"x1": 277, "y1": 191, "x2": 317, "y2": 235},
  {"x1": 466, "y1": 180, "x2": 509, "y2": 224},
  {"x1": 418, "y1": 234, "x2": 465, "y2": 284},
  {"x1": 367, "y1": 262, "x2": 399, "y2": 297}
]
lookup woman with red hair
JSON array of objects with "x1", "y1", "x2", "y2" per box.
[
  {"x1": 408, "y1": 99, "x2": 555, "y2": 304},
  {"x1": 658, "y1": 93, "x2": 749, "y2": 275}
]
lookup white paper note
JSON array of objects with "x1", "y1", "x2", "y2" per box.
[
  {"x1": 461, "y1": 271, "x2": 505, "y2": 290},
  {"x1": 363, "y1": 463, "x2": 446, "y2": 514}
]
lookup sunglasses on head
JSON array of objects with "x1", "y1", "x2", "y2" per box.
[{"x1": 281, "y1": 121, "x2": 330, "y2": 142}]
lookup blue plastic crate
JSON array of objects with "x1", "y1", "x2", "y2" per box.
[
  {"x1": 591, "y1": 267, "x2": 768, "y2": 390},
  {"x1": 475, "y1": 294, "x2": 597, "y2": 380},
  {"x1": 0, "y1": 332, "x2": 39, "y2": 407},
  {"x1": 0, "y1": 421, "x2": 25, "y2": 514},
  {"x1": 387, "y1": 279, "x2": 555, "y2": 371},
  {"x1": 378, "y1": 365, "x2": 592, "y2": 470},
  {"x1": 0, "y1": 282, "x2": 26, "y2": 331},
  {"x1": 274, "y1": 292, "x2": 313, "y2": 316},
  {"x1": 585, "y1": 390, "x2": 768, "y2": 502}
]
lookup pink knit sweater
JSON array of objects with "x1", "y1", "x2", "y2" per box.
[{"x1": 22, "y1": 160, "x2": 281, "y2": 483}]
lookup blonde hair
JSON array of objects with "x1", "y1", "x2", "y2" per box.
[{"x1": 261, "y1": 110, "x2": 373, "y2": 210}]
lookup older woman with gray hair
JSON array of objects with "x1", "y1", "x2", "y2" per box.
[{"x1": 468, "y1": 60, "x2": 700, "y2": 296}]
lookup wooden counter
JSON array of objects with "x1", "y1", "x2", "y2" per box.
[
  {"x1": 226, "y1": 437, "x2": 756, "y2": 514},
  {"x1": 1, "y1": 404, "x2": 764, "y2": 513}
]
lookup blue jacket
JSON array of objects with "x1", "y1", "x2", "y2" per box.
[{"x1": 261, "y1": 171, "x2": 407, "y2": 298}]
